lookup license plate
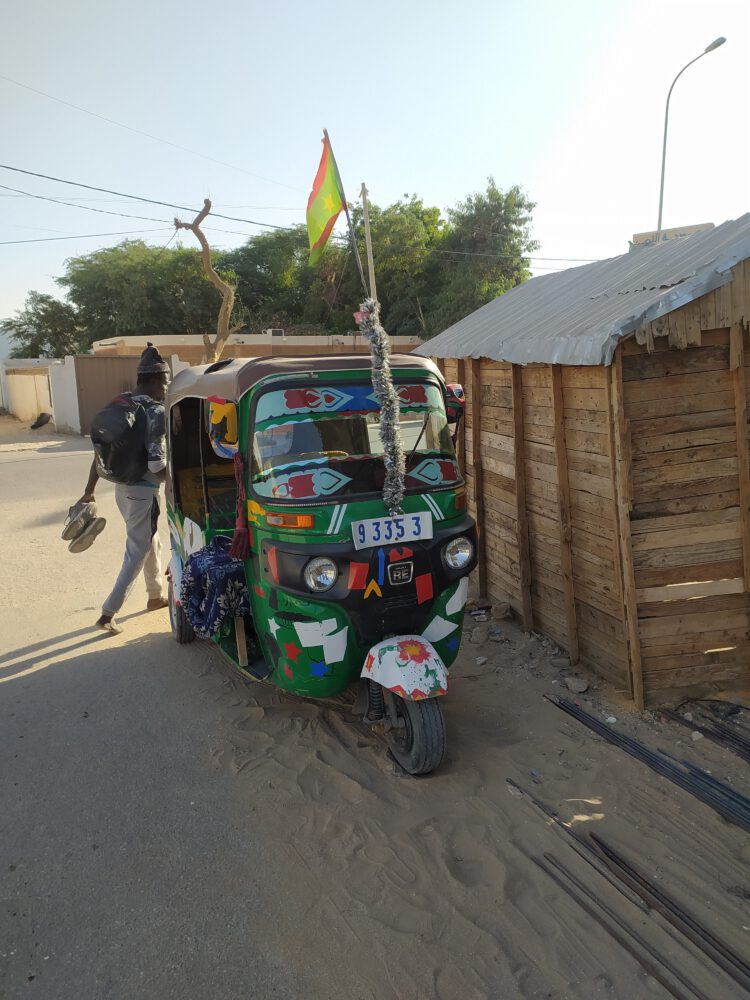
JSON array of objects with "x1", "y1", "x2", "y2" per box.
[{"x1": 351, "y1": 512, "x2": 433, "y2": 550}]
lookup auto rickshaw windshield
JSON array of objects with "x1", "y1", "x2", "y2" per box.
[{"x1": 250, "y1": 380, "x2": 461, "y2": 502}]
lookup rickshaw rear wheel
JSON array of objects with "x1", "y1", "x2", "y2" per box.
[
  {"x1": 387, "y1": 695, "x2": 446, "y2": 775},
  {"x1": 169, "y1": 580, "x2": 195, "y2": 644}
]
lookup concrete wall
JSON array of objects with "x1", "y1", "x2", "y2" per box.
[
  {"x1": 49, "y1": 356, "x2": 81, "y2": 434},
  {"x1": 4, "y1": 367, "x2": 52, "y2": 422}
]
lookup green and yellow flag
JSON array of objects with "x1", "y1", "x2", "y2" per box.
[{"x1": 306, "y1": 131, "x2": 346, "y2": 264}]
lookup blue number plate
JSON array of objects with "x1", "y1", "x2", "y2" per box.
[{"x1": 351, "y1": 512, "x2": 433, "y2": 550}]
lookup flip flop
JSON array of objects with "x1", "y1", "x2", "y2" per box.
[{"x1": 68, "y1": 517, "x2": 107, "y2": 553}]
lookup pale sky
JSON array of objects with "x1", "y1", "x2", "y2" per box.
[{"x1": 1, "y1": 0, "x2": 748, "y2": 355}]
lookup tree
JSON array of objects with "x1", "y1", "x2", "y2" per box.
[
  {"x1": 425, "y1": 180, "x2": 538, "y2": 336},
  {"x1": 2, "y1": 292, "x2": 86, "y2": 358},
  {"x1": 58, "y1": 240, "x2": 230, "y2": 342}
]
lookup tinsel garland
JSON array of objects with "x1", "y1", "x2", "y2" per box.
[{"x1": 356, "y1": 298, "x2": 405, "y2": 515}]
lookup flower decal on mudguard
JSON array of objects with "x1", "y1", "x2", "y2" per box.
[{"x1": 361, "y1": 635, "x2": 448, "y2": 701}]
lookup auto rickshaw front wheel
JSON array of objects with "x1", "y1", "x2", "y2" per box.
[
  {"x1": 386, "y1": 695, "x2": 446, "y2": 775},
  {"x1": 168, "y1": 580, "x2": 195, "y2": 644}
]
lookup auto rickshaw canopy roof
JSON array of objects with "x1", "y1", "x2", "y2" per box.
[{"x1": 166, "y1": 354, "x2": 442, "y2": 408}]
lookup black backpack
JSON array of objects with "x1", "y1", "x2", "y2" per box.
[{"x1": 90, "y1": 393, "x2": 149, "y2": 485}]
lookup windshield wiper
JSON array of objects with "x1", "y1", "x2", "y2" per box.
[{"x1": 406, "y1": 413, "x2": 430, "y2": 467}]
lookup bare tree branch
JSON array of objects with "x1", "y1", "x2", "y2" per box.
[{"x1": 174, "y1": 198, "x2": 239, "y2": 363}]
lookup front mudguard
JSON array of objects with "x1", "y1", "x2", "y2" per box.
[{"x1": 361, "y1": 635, "x2": 448, "y2": 701}]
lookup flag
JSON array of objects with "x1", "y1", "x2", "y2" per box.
[{"x1": 306, "y1": 132, "x2": 346, "y2": 265}]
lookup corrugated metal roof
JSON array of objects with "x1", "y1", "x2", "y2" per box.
[{"x1": 414, "y1": 213, "x2": 750, "y2": 366}]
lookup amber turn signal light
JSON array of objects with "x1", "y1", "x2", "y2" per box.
[{"x1": 266, "y1": 513, "x2": 315, "y2": 529}]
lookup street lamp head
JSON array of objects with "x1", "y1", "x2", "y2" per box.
[{"x1": 705, "y1": 37, "x2": 727, "y2": 52}]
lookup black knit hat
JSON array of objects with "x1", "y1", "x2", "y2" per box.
[{"x1": 137, "y1": 342, "x2": 170, "y2": 376}]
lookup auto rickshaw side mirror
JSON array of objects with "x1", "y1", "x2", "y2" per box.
[
  {"x1": 445, "y1": 383, "x2": 465, "y2": 445},
  {"x1": 206, "y1": 398, "x2": 239, "y2": 458}
]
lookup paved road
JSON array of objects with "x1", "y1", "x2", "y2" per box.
[{"x1": 0, "y1": 422, "x2": 336, "y2": 999}]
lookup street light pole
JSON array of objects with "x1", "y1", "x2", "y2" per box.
[{"x1": 656, "y1": 36, "x2": 726, "y2": 237}]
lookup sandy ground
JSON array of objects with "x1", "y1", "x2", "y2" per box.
[{"x1": 1, "y1": 414, "x2": 749, "y2": 1000}]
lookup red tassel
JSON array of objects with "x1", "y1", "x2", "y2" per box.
[{"x1": 229, "y1": 452, "x2": 251, "y2": 560}]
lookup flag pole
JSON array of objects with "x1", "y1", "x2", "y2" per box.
[
  {"x1": 360, "y1": 183, "x2": 377, "y2": 301},
  {"x1": 323, "y1": 128, "x2": 368, "y2": 298}
]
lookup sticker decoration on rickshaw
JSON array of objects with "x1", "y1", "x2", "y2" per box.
[
  {"x1": 407, "y1": 458, "x2": 461, "y2": 488},
  {"x1": 284, "y1": 641, "x2": 302, "y2": 663},
  {"x1": 207, "y1": 399, "x2": 239, "y2": 459},
  {"x1": 293, "y1": 619, "x2": 349, "y2": 663},
  {"x1": 255, "y1": 383, "x2": 442, "y2": 423},
  {"x1": 255, "y1": 467, "x2": 353, "y2": 500},
  {"x1": 415, "y1": 573, "x2": 434, "y2": 605},
  {"x1": 309, "y1": 660, "x2": 332, "y2": 678},
  {"x1": 423, "y1": 615, "x2": 458, "y2": 643}
]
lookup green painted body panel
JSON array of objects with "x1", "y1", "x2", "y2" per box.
[{"x1": 168, "y1": 363, "x2": 472, "y2": 699}]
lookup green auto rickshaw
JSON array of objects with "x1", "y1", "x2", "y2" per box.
[{"x1": 165, "y1": 354, "x2": 476, "y2": 774}]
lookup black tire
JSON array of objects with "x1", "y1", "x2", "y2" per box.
[
  {"x1": 386, "y1": 695, "x2": 446, "y2": 775},
  {"x1": 169, "y1": 579, "x2": 195, "y2": 644}
]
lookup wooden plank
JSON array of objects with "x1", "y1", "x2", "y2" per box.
[
  {"x1": 625, "y1": 390, "x2": 735, "y2": 421},
  {"x1": 699, "y1": 291, "x2": 717, "y2": 330},
  {"x1": 632, "y1": 537, "x2": 741, "y2": 570},
  {"x1": 634, "y1": 475, "x2": 739, "y2": 504},
  {"x1": 611, "y1": 349, "x2": 642, "y2": 706},
  {"x1": 631, "y1": 520, "x2": 740, "y2": 551},
  {"x1": 512, "y1": 364, "x2": 533, "y2": 629},
  {"x1": 632, "y1": 456, "x2": 738, "y2": 487},
  {"x1": 630, "y1": 408, "x2": 735, "y2": 439},
  {"x1": 564, "y1": 427, "x2": 611, "y2": 456},
  {"x1": 562, "y1": 387, "x2": 608, "y2": 412},
  {"x1": 637, "y1": 591, "x2": 750, "y2": 619},
  {"x1": 631, "y1": 424, "x2": 737, "y2": 456},
  {"x1": 235, "y1": 617, "x2": 249, "y2": 668},
  {"x1": 470, "y1": 358, "x2": 487, "y2": 598},
  {"x1": 623, "y1": 369, "x2": 728, "y2": 404},
  {"x1": 552, "y1": 366, "x2": 579, "y2": 663},
  {"x1": 631, "y1": 438, "x2": 737, "y2": 468},
  {"x1": 622, "y1": 327, "x2": 728, "y2": 355},
  {"x1": 640, "y1": 626, "x2": 750, "y2": 654},
  {"x1": 716, "y1": 282, "x2": 732, "y2": 328},
  {"x1": 561, "y1": 367, "x2": 608, "y2": 389},
  {"x1": 568, "y1": 468, "x2": 615, "y2": 500},
  {"x1": 639, "y1": 609, "x2": 750, "y2": 640},
  {"x1": 632, "y1": 490, "x2": 739, "y2": 520},
  {"x1": 630, "y1": 507, "x2": 740, "y2": 539},
  {"x1": 641, "y1": 646, "x2": 750, "y2": 672},
  {"x1": 456, "y1": 357, "x2": 466, "y2": 475},
  {"x1": 520, "y1": 365, "x2": 552, "y2": 387},
  {"x1": 644, "y1": 662, "x2": 747, "y2": 692},
  {"x1": 635, "y1": 578, "x2": 745, "y2": 604},
  {"x1": 685, "y1": 300, "x2": 702, "y2": 346},
  {"x1": 730, "y1": 324, "x2": 750, "y2": 591},
  {"x1": 622, "y1": 344, "x2": 728, "y2": 381},
  {"x1": 634, "y1": 559, "x2": 743, "y2": 588}
]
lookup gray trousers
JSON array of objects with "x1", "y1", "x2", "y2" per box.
[{"x1": 102, "y1": 484, "x2": 163, "y2": 616}]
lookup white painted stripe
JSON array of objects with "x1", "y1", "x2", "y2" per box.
[
  {"x1": 335, "y1": 503, "x2": 348, "y2": 534},
  {"x1": 424, "y1": 494, "x2": 442, "y2": 520},
  {"x1": 327, "y1": 506, "x2": 341, "y2": 534}
]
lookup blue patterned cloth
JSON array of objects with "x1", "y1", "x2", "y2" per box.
[{"x1": 179, "y1": 535, "x2": 250, "y2": 639}]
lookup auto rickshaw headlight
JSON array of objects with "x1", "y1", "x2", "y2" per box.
[
  {"x1": 303, "y1": 556, "x2": 338, "y2": 592},
  {"x1": 443, "y1": 536, "x2": 474, "y2": 570}
]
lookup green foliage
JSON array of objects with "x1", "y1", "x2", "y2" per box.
[
  {"x1": 2, "y1": 292, "x2": 86, "y2": 358},
  {"x1": 59, "y1": 241, "x2": 228, "y2": 342},
  {"x1": 2, "y1": 180, "x2": 538, "y2": 356}
]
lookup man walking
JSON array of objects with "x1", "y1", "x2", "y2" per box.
[{"x1": 79, "y1": 344, "x2": 171, "y2": 634}]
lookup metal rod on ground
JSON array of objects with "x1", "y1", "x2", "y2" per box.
[
  {"x1": 589, "y1": 832, "x2": 750, "y2": 994},
  {"x1": 547, "y1": 696, "x2": 750, "y2": 833},
  {"x1": 360, "y1": 183, "x2": 377, "y2": 301},
  {"x1": 661, "y1": 708, "x2": 750, "y2": 763},
  {"x1": 533, "y1": 855, "x2": 704, "y2": 1000}
]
